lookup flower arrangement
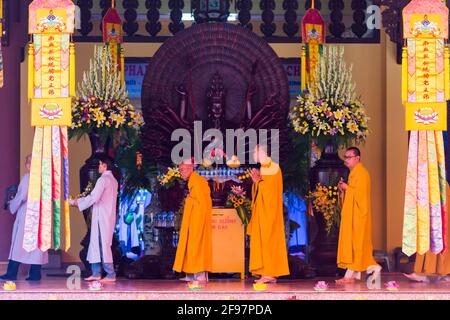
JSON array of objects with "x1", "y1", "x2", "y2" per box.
[
  {"x1": 187, "y1": 281, "x2": 203, "y2": 291},
  {"x1": 226, "y1": 185, "x2": 251, "y2": 226},
  {"x1": 88, "y1": 281, "x2": 103, "y2": 291},
  {"x1": 289, "y1": 46, "x2": 370, "y2": 148},
  {"x1": 385, "y1": 281, "x2": 400, "y2": 291},
  {"x1": 78, "y1": 180, "x2": 96, "y2": 198},
  {"x1": 201, "y1": 147, "x2": 228, "y2": 167},
  {"x1": 253, "y1": 283, "x2": 267, "y2": 291},
  {"x1": 3, "y1": 281, "x2": 16, "y2": 291},
  {"x1": 70, "y1": 45, "x2": 144, "y2": 142},
  {"x1": 314, "y1": 281, "x2": 329, "y2": 292},
  {"x1": 157, "y1": 166, "x2": 182, "y2": 189},
  {"x1": 307, "y1": 183, "x2": 342, "y2": 235}
]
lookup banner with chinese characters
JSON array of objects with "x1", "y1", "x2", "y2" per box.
[
  {"x1": 300, "y1": 0, "x2": 325, "y2": 92},
  {"x1": 402, "y1": 0, "x2": 448, "y2": 257},
  {"x1": 102, "y1": 0, "x2": 124, "y2": 86},
  {"x1": 24, "y1": 0, "x2": 74, "y2": 253}
]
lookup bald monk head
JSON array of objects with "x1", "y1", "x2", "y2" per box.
[
  {"x1": 253, "y1": 144, "x2": 270, "y2": 165},
  {"x1": 344, "y1": 147, "x2": 361, "y2": 170},
  {"x1": 179, "y1": 158, "x2": 195, "y2": 181}
]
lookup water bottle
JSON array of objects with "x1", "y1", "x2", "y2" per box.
[
  {"x1": 172, "y1": 231, "x2": 179, "y2": 247},
  {"x1": 161, "y1": 212, "x2": 167, "y2": 227},
  {"x1": 153, "y1": 212, "x2": 159, "y2": 227},
  {"x1": 169, "y1": 212, "x2": 174, "y2": 227}
]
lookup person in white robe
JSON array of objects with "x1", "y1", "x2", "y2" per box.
[
  {"x1": 70, "y1": 156, "x2": 118, "y2": 282},
  {"x1": 1, "y1": 155, "x2": 48, "y2": 281}
]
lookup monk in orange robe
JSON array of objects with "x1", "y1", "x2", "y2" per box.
[
  {"x1": 404, "y1": 182, "x2": 450, "y2": 283},
  {"x1": 173, "y1": 159, "x2": 212, "y2": 282},
  {"x1": 336, "y1": 147, "x2": 381, "y2": 284},
  {"x1": 247, "y1": 145, "x2": 290, "y2": 284}
]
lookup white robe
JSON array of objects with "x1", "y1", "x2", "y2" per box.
[
  {"x1": 77, "y1": 171, "x2": 118, "y2": 264},
  {"x1": 9, "y1": 173, "x2": 48, "y2": 265}
]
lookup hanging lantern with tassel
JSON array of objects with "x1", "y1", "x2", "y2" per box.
[
  {"x1": 102, "y1": 0, "x2": 125, "y2": 86},
  {"x1": 301, "y1": 0, "x2": 325, "y2": 93}
]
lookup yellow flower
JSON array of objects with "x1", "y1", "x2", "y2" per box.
[
  {"x1": 347, "y1": 121, "x2": 359, "y2": 134},
  {"x1": 93, "y1": 109, "x2": 106, "y2": 124},
  {"x1": 333, "y1": 110, "x2": 344, "y2": 120}
]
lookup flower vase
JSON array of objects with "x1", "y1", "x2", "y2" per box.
[{"x1": 309, "y1": 139, "x2": 349, "y2": 277}]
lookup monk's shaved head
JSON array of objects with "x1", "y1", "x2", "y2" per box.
[
  {"x1": 179, "y1": 157, "x2": 195, "y2": 181},
  {"x1": 253, "y1": 144, "x2": 269, "y2": 165}
]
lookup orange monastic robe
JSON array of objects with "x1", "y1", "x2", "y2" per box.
[
  {"x1": 337, "y1": 162, "x2": 377, "y2": 272},
  {"x1": 414, "y1": 182, "x2": 450, "y2": 276},
  {"x1": 173, "y1": 171, "x2": 212, "y2": 274},
  {"x1": 247, "y1": 159, "x2": 290, "y2": 277}
]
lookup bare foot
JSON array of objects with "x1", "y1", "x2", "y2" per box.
[
  {"x1": 255, "y1": 276, "x2": 277, "y2": 284},
  {"x1": 403, "y1": 273, "x2": 429, "y2": 283},
  {"x1": 335, "y1": 277, "x2": 356, "y2": 285}
]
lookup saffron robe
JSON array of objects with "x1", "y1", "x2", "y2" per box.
[
  {"x1": 337, "y1": 162, "x2": 377, "y2": 271},
  {"x1": 77, "y1": 170, "x2": 118, "y2": 264},
  {"x1": 173, "y1": 171, "x2": 212, "y2": 274},
  {"x1": 247, "y1": 160, "x2": 290, "y2": 277},
  {"x1": 414, "y1": 182, "x2": 450, "y2": 276}
]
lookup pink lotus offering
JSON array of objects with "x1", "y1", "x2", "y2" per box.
[
  {"x1": 3, "y1": 281, "x2": 16, "y2": 291},
  {"x1": 253, "y1": 283, "x2": 267, "y2": 291},
  {"x1": 88, "y1": 281, "x2": 103, "y2": 291},
  {"x1": 314, "y1": 281, "x2": 328, "y2": 292},
  {"x1": 188, "y1": 281, "x2": 203, "y2": 291},
  {"x1": 231, "y1": 185, "x2": 246, "y2": 197},
  {"x1": 385, "y1": 281, "x2": 400, "y2": 291}
]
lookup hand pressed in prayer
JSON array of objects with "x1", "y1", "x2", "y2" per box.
[
  {"x1": 250, "y1": 168, "x2": 261, "y2": 183},
  {"x1": 338, "y1": 178, "x2": 347, "y2": 192}
]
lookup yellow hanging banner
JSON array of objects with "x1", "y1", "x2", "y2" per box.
[
  {"x1": 405, "y1": 101, "x2": 447, "y2": 130},
  {"x1": 31, "y1": 97, "x2": 72, "y2": 126}
]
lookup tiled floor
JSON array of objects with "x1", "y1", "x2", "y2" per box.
[{"x1": 1, "y1": 272, "x2": 450, "y2": 300}]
